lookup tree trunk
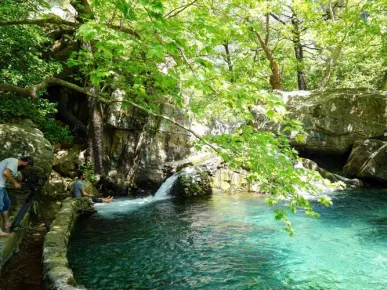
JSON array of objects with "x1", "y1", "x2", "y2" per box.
[
  {"x1": 379, "y1": 33, "x2": 387, "y2": 90},
  {"x1": 126, "y1": 127, "x2": 147, "y2": 186},
  {"x1": 319, "y1": 0, "x2": 349, "y2": 91},
  {"x1": 380, "y1": 71, "x2": 387, "y2": 90},
  {"x1": 70, "y1": 0, "x2": 94, "y2": 21},
  {"x1": 319, "y1": 44, "x2": 343, "y2": 91},
  {"x1": 253, "y1": 31, "x2": 282, "y2": 90},
  {"x1": 291, "y1": 16, "x2": 307, "y2": 90},
  {"x1": 87, "y1": 95, "x2": 104, "y2": 175},
  {"x1": 223, "y1": 40, "x2": 234, "y2": 82}
]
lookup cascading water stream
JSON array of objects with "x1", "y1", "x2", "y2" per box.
[
  {"x1": 94, "y1": 173, "x2": 179, "y2": 217},
  {"x1": 153, "y1": 173, "x2": 179, "y2": 200}
]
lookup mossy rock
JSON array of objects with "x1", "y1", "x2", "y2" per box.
[{"x1": 0, "y1": 122, "x2": 53, "y2": 178}]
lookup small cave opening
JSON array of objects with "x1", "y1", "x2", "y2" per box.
[
  {"x1": 298, "y1": 150, "x2": 351, "y2": 175},
  {"x1": 46, "y1": 86, "x2": 89, "y2": 144}
]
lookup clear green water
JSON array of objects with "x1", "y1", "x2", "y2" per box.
[{"x1": 68, "y1": 190, "x2": 387, "y2": 290}]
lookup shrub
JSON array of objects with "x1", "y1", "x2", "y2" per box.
[
  {"x1": 79, "y1": 161, "x2": 97, "y2": 183},
  {"x1": 0, "y1": 95, "x2": 73, "y2": 144},
  {"x1": 42, "y1": 119, "x2": 72, "y2": 144}
]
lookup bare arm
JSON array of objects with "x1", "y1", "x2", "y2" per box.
[
  {"x1": 81, "y1": 188, "x2": 91, "y2": 197},
  {"x1": 3, "y1": 169, "x2": 21, "y2": 189}
]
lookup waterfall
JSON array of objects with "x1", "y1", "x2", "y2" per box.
[
  {"x1": 95, "y1": 173, "x2": 179, "y2": 217},
  {"x1": 154, "y1": 173, "x2": 179, "y2": 200}
]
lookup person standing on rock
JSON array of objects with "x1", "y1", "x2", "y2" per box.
[
  {"x1": 0, "y1": 156, "x2": 34, "y2": 237},
  {"x1": 72, "y1": 173, "x2": 113, "y2": 204}
]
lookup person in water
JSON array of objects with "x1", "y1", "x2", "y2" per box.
[
  {"x1": 72, "y1": 173, "x2": 113, "y2": 203},
  {"x1": 0, "y1": 156, "x2": 34, "y2": 237}
]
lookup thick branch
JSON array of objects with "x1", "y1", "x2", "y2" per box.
[
  {"x1": 302, "y1": 45, "x2": 322, "y2": 51},
  {"x1": 0, "y1": 78, "x2": 218, "y2": 151},
  {"x1": 0, "y1": 18, "x2": 79, "y2": 28},
  {"x1": 251, "y1": 29, "x2": 282, "y2": 90},
  {"x1": 107, "y1": 24, "x2": 139, "y2": 37},
  {"x1": 164, "y1": 0, "x2": 198, "y2": 18},
  {"x1": 0, "y1": 77, "x2": 109, "y2": 103},
  {"x1": 70, "y1": 0, "x2": 94, "y2": 21},
  {"x1": 264, "y1": 13, "x2": 270, "y2": 45},
  {"x1": 0, "y1": 18, "x2": 139, "y2": 37},
  {"x1": 223, "y1": 40, "x2": 234, "y2": 75},
  {"x1": 269, "y1": 13, "x2": 286, "y2": 25}
]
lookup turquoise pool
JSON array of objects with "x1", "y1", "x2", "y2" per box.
[{"x1": 68, "y1": 190, "x2": 387, "y2": 289}]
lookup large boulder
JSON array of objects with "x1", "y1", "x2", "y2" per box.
[
  {"x1": 0, "y1": 122, "x2": 53, "y2": 178},
  {"x1": 52, "y1": 148, "x2": 82, "y2": 178},
  {"x1": 176, "y1": 158, "x2": 257, "y2": 196},
  {"x1": 271, "y1": 89, "x2": 387, "y2": 155},
  {"x1": 44, "y1": 171, "x2": 73, "y2": 198},
  {"x1": 343, "y1": 139, "x2": 387, "y2": 182},
  {"x1": 46, "y1": 0, "x2": 77, "y2": 22}
]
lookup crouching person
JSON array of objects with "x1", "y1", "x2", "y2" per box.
[
  {"x1": 72, "y1": 173, "x2": 113, "y2": 204},
  {"x1": 0, "y1": 156, "x2": 34, "y2": 237}
]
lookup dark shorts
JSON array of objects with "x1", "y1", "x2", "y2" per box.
[
  {"x1": 0, "y1": 187, "x2": 11, "y2": 212},
  {"x1": 91, "y1": 196, "x2": 102, "y2": 203}
]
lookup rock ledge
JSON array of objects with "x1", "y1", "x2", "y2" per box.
[{"x1": 42, "y1": 197, "x2": 94, "y2": 290}]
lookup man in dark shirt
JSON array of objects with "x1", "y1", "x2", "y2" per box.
[{"x1": 73, "y1": 173, "x2": 113, "y2": 203}]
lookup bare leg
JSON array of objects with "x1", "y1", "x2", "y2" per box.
[
  {"x1": 101, "y1": 197, "x2": 114, "y2": 203},
  {"x1": 2, "y1": 211, "x2": 10, "y2": 229},
  {"x1": 0, "y1": 211, "x2": 10, "y2": 237},
  {"x1": 0, "y1": 229, "x2": 9, "y2": 237}
]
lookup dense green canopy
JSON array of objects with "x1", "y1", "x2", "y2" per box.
[{"x1": 0, "y1": 0, "x2": 386, "y2": 233}]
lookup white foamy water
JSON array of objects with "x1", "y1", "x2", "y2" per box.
[
  {"x1": 296, "y1": 181, "x2": 336, "y2": 200},
  {"x1": 95, "y1": 174, "x2": 179, "y2": 218},
  {"x1": 154, "y1": 173, "x2": 179, "y2": 199}
]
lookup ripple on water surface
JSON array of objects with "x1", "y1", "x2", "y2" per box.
[{"x1": 68, "y1": 190, "x2": 387, "y2": 290}]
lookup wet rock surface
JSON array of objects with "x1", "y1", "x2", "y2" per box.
[{"x1": 176, "y1": 158, "x2": 257, "y2": 196}]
